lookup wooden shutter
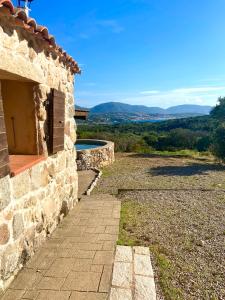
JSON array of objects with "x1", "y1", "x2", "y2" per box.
[
  {"x1": 0, "y1": 84, "x2": 10, "y2": 178},
  {"x1": 48, "y1": 89, "x2": 65, "y2": 154}
]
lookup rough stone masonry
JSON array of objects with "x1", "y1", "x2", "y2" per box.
[{"x1": 0, "y1": 4, "x2": 79, "y2": 291}]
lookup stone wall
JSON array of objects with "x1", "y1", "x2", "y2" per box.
[
  {"x1": 0, "y1": 15, "x2": 78, "y2": 290},
  {"x1": 76, "y1": 140, "x2": 115, "y2": 171}
]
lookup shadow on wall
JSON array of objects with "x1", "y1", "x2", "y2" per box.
[{"x1": 148, "y1": 163, "x2": 225, "y2": 177}]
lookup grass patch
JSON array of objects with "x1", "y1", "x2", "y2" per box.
[
  {"x1": 117, "y1": 200, "x2": 140, "y2": 246},
  {"x1": 150, "y1": 244, "x2": 184, "y2": 300},
  {"x1": 101, "y1": 168, "x2": 113, "y2": 178},
  {"x1": 143, "y1": 149, "x2": 211, "y2": 159}
]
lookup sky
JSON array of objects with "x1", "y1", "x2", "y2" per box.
[{"x1": 14, "y1": 0, "x2": 225, "y2": 108}]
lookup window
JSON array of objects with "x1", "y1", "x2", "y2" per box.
[
  {"x1": 0, "y1": 71, "x2": 66, "y2": 178},
  {"x1": 1, "y1": 80, "x2": 38, "y2": 155},
  {"x1": 0, "y1": 73, "x2": 43, "y2": 177}
]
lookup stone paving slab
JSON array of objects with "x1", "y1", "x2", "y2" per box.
[
  {"x1": 110, "y1": 246, "x2": 157, "y2": 300},
  {"x1": 78, "y1": 170, "x2": 97, "y2": 199},
  {"x1": 0, "y1": 194, "x2": 121, "y2": 300}
]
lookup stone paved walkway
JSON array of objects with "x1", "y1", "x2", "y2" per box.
[
  {"x1": 1, "y1": 194, "x2": 121, "y2": 300},
  {"x1": 78, "y1": 170, "x2": 97, "y2": 199}
]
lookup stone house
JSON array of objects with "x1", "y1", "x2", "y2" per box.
[{"x1": 0, "y1": 0, "x2": 80, "y2": 290}]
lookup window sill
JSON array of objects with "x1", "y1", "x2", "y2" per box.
[{"x1": 9, "y1": 155, "x2": 46, "y2": 177}]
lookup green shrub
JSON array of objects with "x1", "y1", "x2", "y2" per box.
[{"x1": 211, "y1": 123, "x2": 225, "y2": 161}]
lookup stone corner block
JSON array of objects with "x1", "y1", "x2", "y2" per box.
[
  {"x1": 135, "y1": 275, "x2": 156, "y2": 300},
  {"x1": 115, "y1": 246, "x2": 132, "y2": 263},
  {"x1": 110, "y1": 287, "x2": 132, "y2": 300},
  {"x1": 134, "y1": 254, "x2": 154, "y2": 277},
  {"x1": 133, "y1": 246, "x2": 150, "y2": 256},
  {"x1": 112, "y1": 262, "x2": 132, "y2": 289}
]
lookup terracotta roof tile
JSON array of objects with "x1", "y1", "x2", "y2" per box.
[
  {"x1": 48, "y1": 35, "x2": 56, "y2": 47},
  {"x1": 27, "y1": 17, "x2": 37, "y2": 30},
  {"x1": 14, "y1": 8, "x2": 28, "y2": 22},
  {"x1": 0, "y1": 0, "x2": 80, "y2": 74},
  {"x1": 0, "y1": 0, "x2": 14, "y2": 13},
  {"x1": 36, "y1": 25, "x2": 49, "y2": 39}
]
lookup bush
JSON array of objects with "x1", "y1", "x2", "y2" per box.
[
  {"x1": 152, "y1": 129, "x2": 201, "y2": 151},
  {"x1": 211, "y1": 97, "x2": 225, "y2": 121},
  {"x1": 196, "y1": 136, "x2": 211, "y2": 152},
  {"x1": 77, "y1": 120, "x2": 213, "y2": 154},
  {"x1": 211, "y1": 123, "x2": 225, "y2": 161}
]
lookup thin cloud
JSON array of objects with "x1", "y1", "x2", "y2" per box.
[
  {"x1": 140, "y1": 90, "x2": 160, "y2": 95},
  {"x1": 77, "y1": 17, "x2": 124, "y2": 40},
  {"x1": 197, "y1": 77, "x2": 225, "y2": 85},
  {"x1": 96, "y1": 20, "x2": 124, "y2": 33},
  {"x1": 172, "y1": 86, "x2": 225, "y2": 94}
]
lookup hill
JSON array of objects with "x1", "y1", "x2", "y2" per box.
[
  {"x1": 89, "y1": 102, "x2": 212, "y2": 115},
  {"x1": 166, "y1": 104, "x2": 212, "y2": 115},
  {"x1": 90, "y1": 102, "x2": 164, "y2": 114}
]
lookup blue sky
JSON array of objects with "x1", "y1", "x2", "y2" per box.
[{"x1": 15, "y1": 0, "x2": 225, "y2": 108}]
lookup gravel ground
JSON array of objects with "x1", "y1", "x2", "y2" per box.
[
  {"x1": 93, "y1": 153, "x2": 225, "y2": 300},
  {"x1": 119, "y1": 190, "x2": 225, "y2": 300},
  {"x1": 94, "y1": 153, "x2": 225, "y2": 194}
]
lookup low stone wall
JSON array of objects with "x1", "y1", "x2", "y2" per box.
[{"x1": 76, "y1": 140, "x2": 115, "y2": 171}]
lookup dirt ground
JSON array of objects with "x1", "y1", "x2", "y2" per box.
[{"x1": 94, "y1": 153, "x2": 225, "y2": 300}]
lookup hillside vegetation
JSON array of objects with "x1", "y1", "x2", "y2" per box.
[{"x1": 78, "y1": 115, "x2": 218, "y2": 155}]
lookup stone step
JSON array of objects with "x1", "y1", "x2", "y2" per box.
[{"x1": 110, "y1": 246, "x2": 157, "y2": 300}]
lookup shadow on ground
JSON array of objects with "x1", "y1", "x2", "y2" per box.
[
  {"x1": 149, "y1": 163, "x2": 225, "y2": 177},
  {"x1": 128, "y1": 153, "x2": 208, "y2": 161}
]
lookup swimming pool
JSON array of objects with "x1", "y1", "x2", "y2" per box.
[{"x1": 76, "y1": 143, "x2": 103, "y2": 150}]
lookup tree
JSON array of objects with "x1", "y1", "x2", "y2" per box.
[
  {"x1": 211, "y1": 124, "x2": 225, "y2": 161},
  {"x1": 196, "y1": 136, "x2": 211, "y2": 152},
  {"x1": 143, "y1": 132, "x2": 158, "y2": 147},
  {"x1": 210, "y1": 96, "x2": 225, "y2": 161},
  {"x1": 210, "y1": 97, "x2": 225, "y2": 120}
]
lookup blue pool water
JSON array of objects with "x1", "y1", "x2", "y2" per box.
[{"x1": 76, "y1": 144, "x2": 102, "y2": 150}]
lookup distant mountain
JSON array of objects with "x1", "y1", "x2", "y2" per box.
[
  {"x1": 166, "y1": 105, "x2": 212, "y2": 115},
  {"x1": 90, "y1": 102, "x2": 164, "y2": 114},
  {"x1": 89, "y1": 102, "x2": 212, "y2": 115}
]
